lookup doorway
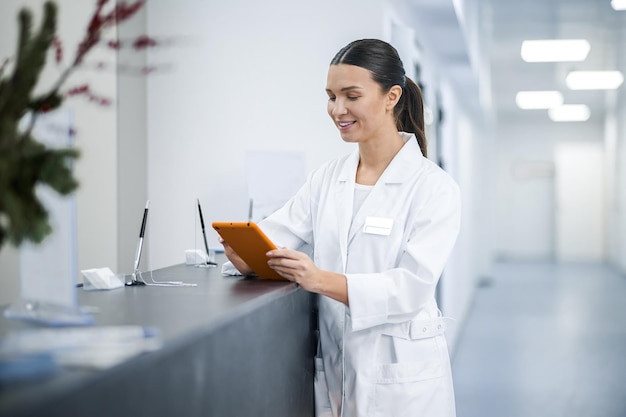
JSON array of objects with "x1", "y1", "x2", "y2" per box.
[{"x1": 554, "y1": 142, "x2": 605, "y2": 262}]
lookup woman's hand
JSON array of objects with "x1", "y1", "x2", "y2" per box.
[
  {"x1": 266, "y1": 248, "x2": 348, "y2": 305},
  {"x1": 217, "y1": 235, "x2": 253, "y2": 276},
  {"x1": 266, "y1": 248, "x2": 320, "y2": 291}
]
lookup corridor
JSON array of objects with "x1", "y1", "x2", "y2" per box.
[{"x1": 452, "y1": 262, "x2": 626, "y2": 417}]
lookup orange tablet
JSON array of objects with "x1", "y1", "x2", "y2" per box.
[{"x1": 212, "y1": 222, "x2": 284, "y2": 280}]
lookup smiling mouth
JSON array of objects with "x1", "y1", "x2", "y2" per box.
[{"x1": 338, "y1": 121, "x2": 355, "y2": 128}]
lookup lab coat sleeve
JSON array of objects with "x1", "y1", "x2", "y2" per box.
[{"x1": 346, "y1": 180, "x2": 461, "y2": 332}]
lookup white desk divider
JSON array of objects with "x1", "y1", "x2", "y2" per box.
[{"x1": 4, "y1": 108, "x2": 93, "y2": 326}]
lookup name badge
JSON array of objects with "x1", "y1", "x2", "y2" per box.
[{"x1": 363, "y1": 216, "x2": 394, "y2": 236}]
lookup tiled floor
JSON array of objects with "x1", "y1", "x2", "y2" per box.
[{"x1": 451, "y1": 261, "x2": 626, "y2": 417}]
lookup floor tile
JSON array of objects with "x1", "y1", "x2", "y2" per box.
[{"x1": 451, "y1": 262, "x2": 626, "y2": 417}]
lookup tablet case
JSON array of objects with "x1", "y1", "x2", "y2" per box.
[{"x1": 211, "y1": 222, "x2": 284, "y2": 280}]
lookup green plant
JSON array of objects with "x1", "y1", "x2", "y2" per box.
[{"x1": 0, "y1": 0, "x2": 146, "y2": 248}]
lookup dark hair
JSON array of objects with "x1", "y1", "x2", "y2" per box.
[{"x1": 330, "y1": 39, "x2": 427, "y2": 157}]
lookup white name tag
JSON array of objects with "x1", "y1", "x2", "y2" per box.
[{"x1": 363, "y1": 216, "x2": 394, "y2": 236}]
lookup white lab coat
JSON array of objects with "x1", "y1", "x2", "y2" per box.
[{"x1": 229, "y1": 132, "x2": 461, "y2": 417}]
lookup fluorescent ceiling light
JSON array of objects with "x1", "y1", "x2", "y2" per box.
[
  {"x1": 516, "y1": 91, "x2": 563, "y2": 109},
  {"x1": 611, "y1": 0, "x2": 626, "y2": 10},
  {"x1": 521, "y1": 39, "x2": 590, "y2": 62},
  {"x1": 566, "y1": 70, "x2": 624, "y2": 90},
  {"x1": 548, "y1": 105, "x2": 590, "y2": 122}
]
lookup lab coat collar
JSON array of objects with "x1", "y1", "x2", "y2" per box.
[
  {"x1": 380, "y1": 132, "x2": 425, "y2": 184},
  {"x1": 336, "y1": 132, "x2": 426, "y2": 253},
  {"x1": 336, "y1": 132, "x2": 425, "y2": 184}
]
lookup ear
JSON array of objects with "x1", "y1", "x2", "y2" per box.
[{"x1": 385, "y1": 85, "x2": 402, "y2": 111}]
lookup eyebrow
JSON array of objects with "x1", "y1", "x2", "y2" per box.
[{"x1": 325, "y1": 86, "x2": 363, "y2": 93}]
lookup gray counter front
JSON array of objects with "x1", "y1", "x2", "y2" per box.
[{"x1": 0, "y1": 260, "x2": 316, "y2": 417}]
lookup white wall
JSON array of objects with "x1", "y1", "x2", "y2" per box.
[
  {"x1": 607, "y1": 89, "x2": 626, "y2": 273},
  {"x1": 144, "y1": 0, "x2": 384, "y2": 269},
  {"x1": 618, "y1": 92, "x2": 626, "y2": 273},
  {"x1": 604, "y1": 99, "x2": 619, "y2": 265},
  {"x1": 493, "y1": 115, "x2": 605, "y2": 261},
  {"x1": 438, "y1": 80, "x2": 491, "y2": 350},
  {"x1": 116, "y1": 6, "x2": 148, "y2": 274}
]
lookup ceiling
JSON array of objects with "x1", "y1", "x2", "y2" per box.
[{"x1": 407, "y1": 0, "x2": 626, "y2": 123}]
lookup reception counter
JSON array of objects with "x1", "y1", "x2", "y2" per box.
[{"x1": 0, "y1": 260, "x2": 316, "y2": 417}]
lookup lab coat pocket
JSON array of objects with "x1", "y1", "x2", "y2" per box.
[
  {"x1": 373, "y1": 333, "x2": 443, "y2": 384},
  {"x1": 368, "y1": 321, "x2": 454, "y2": 417}
]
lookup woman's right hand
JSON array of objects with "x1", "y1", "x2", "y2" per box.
[{"x1": 218, "y1": 235, "x2": 253, "y2": 275}]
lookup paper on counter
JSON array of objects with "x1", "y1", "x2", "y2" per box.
[{"x1": 81, "y1": 267, "x2": 125, "y2": 290}]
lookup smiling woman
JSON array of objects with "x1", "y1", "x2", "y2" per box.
[
  {"x1": 325, "y1": 64, "x2": 400, "y2": 151},
  {"x1": 328, "y1": 39, "x2": 427, "y2": 157},
  {"x1": 220, "y1": 38, "x2": 461, "y2": 417}
]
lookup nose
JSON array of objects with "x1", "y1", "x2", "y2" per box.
[{"x1": 329, "y1": 98, "x2": 348, "y2": 117}]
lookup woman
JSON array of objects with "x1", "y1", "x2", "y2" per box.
[{"x1": 221, "y1": 39, "x2": 461, "y2": 417}]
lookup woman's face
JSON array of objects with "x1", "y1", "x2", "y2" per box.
[{"x1": 326, "y1": 64, "x2": 396, "y2": 144}]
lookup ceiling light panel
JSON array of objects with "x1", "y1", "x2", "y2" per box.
[
  {"x1": 515, "y1": 91, "x2": 563, "y2": 109},
  {"x1": 521, "y1": 39, "x2": 590, "y2": 62},
  {"x1": 566, "y1": 70, "x2": 624, "y2": 90},
  {"x1": 611, "y1": 0, "x2": 626, "y2": 10},
  {"x1": 548, "y1": 105, "x2": 590, "y2": 122}
]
